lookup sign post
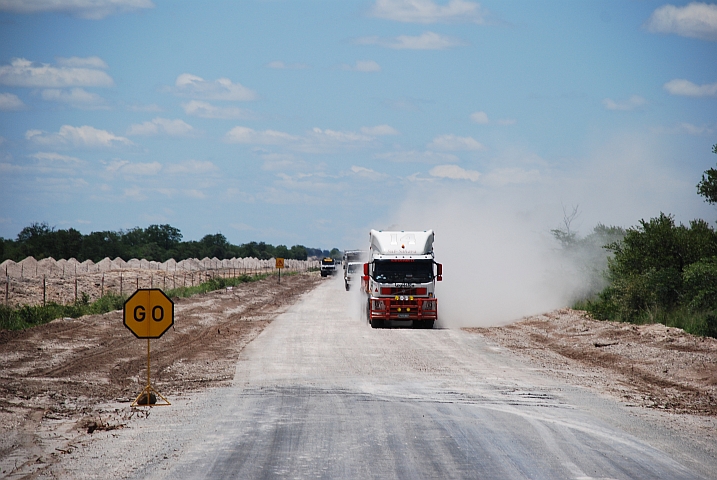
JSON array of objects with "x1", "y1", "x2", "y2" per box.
[
  {"x1": 123, "y1": 288, "x2": 174, "y2": 407},
  {"x1": 276, "y1": 258, "x2": 284, "y2": 283}
]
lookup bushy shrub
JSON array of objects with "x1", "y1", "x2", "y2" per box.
[{"x1": 683, "y1": 257, "x2": 717, "y2": 311}]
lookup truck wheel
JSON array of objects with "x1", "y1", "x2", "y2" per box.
[
  {"x1": 321, "y1": 272, "x2": 326, "y2": 277},
  {"x1": 371, "y1": 318, "x2": 383, "y2": 329},
  {"x1": 423, "y1": 320, "x2": 434, "y2": 329},
  {"x1": 345, "y1": 282, "x2": 349, "y2": 291}
]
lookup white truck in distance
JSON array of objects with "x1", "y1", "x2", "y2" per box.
[
  {"x1": 362, "y1": 230, "x2": 442, "y2": 329},
  {"x1": 343, "y1": 250, "x2": 367, "y2": 291}
]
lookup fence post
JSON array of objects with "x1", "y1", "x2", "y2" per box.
[
  {"x1": 120, "y1": 272, "x2": 123, "y2": 296},
  {"x1": 5, "y1": 276, "x2": 9, "y2": 306},
  {"x1": 43, "y1": 275, "x2": 46, "y2": 306},
  {"x1": 101, "y1": 273, "x2": 104, "y2": 297},
  {"x1": 74, "y1": 275, "x2": 78, "y2": 303}
]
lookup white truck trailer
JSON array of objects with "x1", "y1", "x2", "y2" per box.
[{"x1": 361, "y1": 230, "x2": 442, "y2": 329}]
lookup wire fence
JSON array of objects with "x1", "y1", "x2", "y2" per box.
[{"x1": 1, "y1": 256, "x2": 320, "y2": 307}]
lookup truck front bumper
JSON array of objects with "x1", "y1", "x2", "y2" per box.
[{"x1": 368, "y1": 297, "x2": 437, "y2": 321}]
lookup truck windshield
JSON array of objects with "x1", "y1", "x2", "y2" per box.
[
  {"x1": 373, "y1": 260, "x2": 433, "y2": 284},
  {"x1": 347, "y1": 264, "x2": 361, "y2": 273}
]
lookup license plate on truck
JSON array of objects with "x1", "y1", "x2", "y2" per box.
[{"x1": 398, "y1": 313, "x2": 410, "y2": 318}]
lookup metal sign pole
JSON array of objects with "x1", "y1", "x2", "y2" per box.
[{"x1": 147, "y1": 338, "x2": 151, "y2": 393}]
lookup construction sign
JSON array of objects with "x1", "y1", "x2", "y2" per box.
[{"x1": 123, "y1": 289, "x2": 174, "y2": 339}]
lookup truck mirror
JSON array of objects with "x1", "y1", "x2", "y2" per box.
[
  {"x1": 437, "y1": 263, "x2": 442, "y2": 276},
  {"x1": 437, "y1": 276, "x2": 443, "y2": 282},
  {"x1": 363, "y1": 263, "x2": 369, "y2": 275}
]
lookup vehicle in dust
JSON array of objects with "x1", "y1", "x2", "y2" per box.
[
  {"x1": 362, "y1": 230, "x2": 442, "y2": 329},
  {"x1": 320, "y1": 257, "x2": 338, "y2": 277},
  {"x1": 342, "y1": 250, "x2": 367, "y2": 291}
]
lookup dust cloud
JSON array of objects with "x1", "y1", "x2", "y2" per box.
[
  {"x1": 378, "y1": 136, "x2": 712, "y2": 327},
  {"x1": 386, "y1": 188, "x2": 586, "y2": 327}
]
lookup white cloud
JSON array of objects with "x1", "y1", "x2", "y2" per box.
[
  {"x1": 355, "y1": 31, "x2": 465, "y2": 50},
  {"x1": 0, "y1": 92, "x2": 24, "y2": 110},
  {"x1": 260, "y1": 153, "x2": 306, "y2": 171},
  {"x1": 370, "y1": 0, "x2": 486, "y2": 24},
  {"x1": 497, "y1": 118, "x2": 517, "y2": 126},
  {"x1": 106, "y1": 160, "x2": 162, "y2": 175},
  {"x1": 164, "y1": 159, "x2": 218, "y2": 175},
  {"x1": 266, "y1": 61, "x2": 310, "y2": 70},
  {"x1": 0, "y1": 0, "x2": 154, "y2": 20},
  {"x1": 181, "y1": 100, "x2": 250, "y2": 119},
  {"x1": 226, "y1": 125, "x2": 377, "y2": 153},
  {"x1": 31, "y1": 152, "x2": 82, "y2": 163},
  {"x1": 644, "y1": 2, "x2": 717, "y2": 41},
  {"x1": 374, "y1": 150, "x2": 459, "y2": 163},
  {"x1": 26, "y1": 125, "x2": 131, "y2": 147},
  {"x1": 41, "y1": 88, "x2": 107, "y2": 109},
  {"x1": 0, "y1": 57, "x2": 113, "y2": 87},
  {"x1": 340, "y1": 60, "x2": 381, "y2": 72},
  {"x1": 172, "y1": 74, "x2": 257, "y2": 101},
  {"x1": 602, "y1": 95, "x2": 647, "y2": 111},
  {"x1": 429, "y1": 164, "x2": 480, "y2": 181},
  {"x1": 351, "y1": 165, "x2": 390, "y2": 181},
  {"x1": 225, "y1": 126, "x2": 299, "y2": 145},
  {"x1": 299, "y1": 128, "x2": 374, "y2": 153},
  {"x1": 127, "y1": 117, "x2": 194, "y2": 136},
  {"x1": 663, "y1": 78, "x2": 717, "y2": 97},
  {"x1": 470, "y1": 111, "x2": 489, "y2": 124},
  {"x1": 428, "y1": 133, "x2": 484, "y2": 151},
  {"x1": 361, "y1": 124, "x2": 399, "y2": 135},
  {"x1": 130, "y1": 162, "x2": 162, "y2": 175}
]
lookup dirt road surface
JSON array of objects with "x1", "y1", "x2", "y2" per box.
[{"x1": 0, "y1": 277, "x2": 705, "y2": 479}]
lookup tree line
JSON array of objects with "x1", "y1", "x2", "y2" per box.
[
  {"x1": 562, "y1": 143, "x2": 717, "y2": 337},
  {"x1": 0, "y1": 223, "x2": 335, "y2": 263}
]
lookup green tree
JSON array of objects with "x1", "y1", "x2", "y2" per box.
[
  {"x1": 696, "y1": 143, "x2": 717, "y2": 204},
  {"x1": 289, "y1": 245, "x2": 308, "y2": 260},
  {"x1": 145, "y1": 224, "x2": 182, "y2": 250},
  {"x1": 17, "y1": 222, "x2": 54, "y2": 259}
]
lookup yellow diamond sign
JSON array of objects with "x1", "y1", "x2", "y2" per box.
[{"x1": 123, "y1": 289, "x2": 174, "y2": 339}]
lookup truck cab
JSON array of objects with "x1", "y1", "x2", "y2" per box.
[
  {"x1": 320, "y1": 257, "x2": 337, "y2": 277},
  {"x1": 363, "y1": 230, "x2": 442, "y2": 329}
]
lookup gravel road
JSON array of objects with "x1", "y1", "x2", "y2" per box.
[{"x1": 47, "y1": 277, "x2": 716, "y2": 479}]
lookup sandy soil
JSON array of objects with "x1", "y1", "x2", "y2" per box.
[
  {"x1": 0, "y1": 272, "x2": 321, "y2": 479},
  {"x1": 465, "y1": 308, "x2": 717, "y2": 416}
]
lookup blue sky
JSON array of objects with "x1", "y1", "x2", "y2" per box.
[{"x1": 1, "y1": 0, "x2": 716, "y2": 250}]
